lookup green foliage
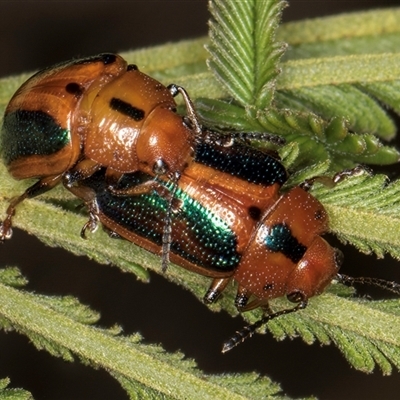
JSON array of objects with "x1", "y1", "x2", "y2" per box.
[
  {"x1": 198, "y1": 3, "x2": 400, "y2": 172},
  {"x1": 0, "y1": 0, "x2": 400, "y2": 399},
  {"x1": 313, "y1": 172, "x2": 400, "y2": 258},
  {"x1": 0, "y1": 378, "x2": 33, "y2": 400},
  {"x1": 207, "y1": 0, "x2": 286, "y2": 109},
  {"x1": 0, "y1": 277, "x2": 287, "y2": 399}
]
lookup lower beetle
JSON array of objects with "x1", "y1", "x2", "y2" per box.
[{"x1": 69, "y1": 149, "x2": 399, "y2": 351}]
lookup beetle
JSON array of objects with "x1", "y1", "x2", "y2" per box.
[
  {"x1": 72, "y1": 139, "x2": 288, "y2": 273},
  {"x1": 0, "y1": 53, "x2": 284, "y2": 243},
  {"x1": 70, "y1": 148, "x2": 395, "y2": 352},
  {"x1": 0, "y1": 53, "x2": 201, "y2": 240}
]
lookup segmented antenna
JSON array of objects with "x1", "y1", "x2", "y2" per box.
[
  {"x1": 222, "y1": 301, "x2": 307, "y2": 353},
  {"x1": 223, "y1": 273, "x2": 400, "y2": 353},
  {"x1": 337, "y1": 274, "x2": 400, "y2": 295}
]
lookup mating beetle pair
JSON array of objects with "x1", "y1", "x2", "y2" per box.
[
  {"x1": 1, "y1": 54, "x2": 398, "y2": 351},
  {"x1": 0, "y1": 53, "x2": 197, "y2": 240}
]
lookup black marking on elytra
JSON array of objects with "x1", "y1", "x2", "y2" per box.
[
  {"x1": 65, "y1": 82, "x2": 84, "y2": 97},
  {"x1": 23, "y1": 54, "x2": 119, "y2": 84},
  {"x1": 265, "y1": 223, "x2": 307, "y2": 263},
  {"x1": 127, "y1": 64, "x2": 138, "y2": 71},
  {"x1": 1, "y1": 110, "x2": 69, "y2": 164},
  {"x1": 248, "y1": 206, "x2": 262, "y2": 221},
  {"x1": 109, "y1": 97, "x2": 145, "y2": 121},
  {"x1": 100, "y1": 53, "x2": 117, "y2": 65},
  {"x1": 195, "y1": 142, "x2": 287, "y2": 186},
  {"x1": 73, "y1": 53, "x2": 117, "y2": 66}
]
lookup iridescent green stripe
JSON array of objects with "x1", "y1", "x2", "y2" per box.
[{"x1": 1, "y1": 110, "x2": 70, "y2": 164}]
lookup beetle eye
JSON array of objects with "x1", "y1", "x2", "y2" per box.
[
  {"x1": 334, "y1": 248, "x2": 344, "y2": 269},
  {"x1": 153, "y1": 159, "x2": 168, "y2": 175},
  {"x1": 287, "y1": 291, "x2": 305, "y2": 303}
]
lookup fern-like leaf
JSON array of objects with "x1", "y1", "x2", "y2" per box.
[
  {"x1": 0, "y1": 378, "x2": 33, "y2": 400},
  {"x1": 313, "y1": 172, "x2": 400, "y2": 258},
  {"x1": 262, "y1": 294, "x2": 400, "y2": 375},
  {"x1": 198, "y1": 3, "x2": 400, "y2": 171},
  {"x1": 207, "y1": 0, "x2": 287, "y2": 109},
  {"x1": 196, "y1": 97, "x2": 399, "y2": 171},
  {"x1": 0, "y1": 279, "x2": 287, "y2": 399},
  {"x1": 1, "y1": 164, "x2": 400, "y2": 375},
  {"x1": 0, "y1": 2, "x2": 400, "y2": 398}
]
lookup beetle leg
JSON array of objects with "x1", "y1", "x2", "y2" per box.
[
  {"x1": 203, "y1": 128, "x2": 285, "y2": 148},
  {"x1": 234, "y1": 285, "x2": 251, "y2": 309},
  {"x1": 203, "y1": 278, "x2": 231, "y2": 304},
  {"x1": 79, "y1": 200, "x2": 100, "y2": 239},
  {"x1": 66, "y1": 159, "x2": 102, "y2": 185},
  {"x1": 0, "y1": 174, "x2": 63, "y2": 241},
  {"x1": 168, "y1": 84, "x2": 202, "y2": 137},
  {"x1": 235, "y1": 294, "x2": 270, "y2": 312},
  {"x1": 108, "y1": 170, "x2": 183, "y2": 273},
  {"x1": 108, "y1": 179, "x2": 163, "y2": 196},
  {"x1": 161, "y1": 172, "x2": 181, "y2": 273},
  {"x1": 300, "y1": 165, "x2": 366, "y2": 191},
  {"x1": 222, "y1": 300, "x2": 308, "y2": 353},
  {"x1": 62, "y1": 177, "x2": 101, "y2": 239}
]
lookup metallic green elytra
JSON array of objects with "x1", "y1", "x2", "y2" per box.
[{"x1": 84, "y1": 170, "x2": 241, "y2": 272}]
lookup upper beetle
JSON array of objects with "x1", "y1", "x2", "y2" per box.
[{"x1": 0, "y1": 53, "x2": 199, "y2": 239}]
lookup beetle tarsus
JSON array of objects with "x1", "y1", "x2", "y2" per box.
[
  {"x1": 203, "y1": 289, "x2": 220, "y2": 304},
  {"x1": 80, "y1": 213, "x2": 99, "y2": 239},
  {"x1": 300, "y1": 165, "x2": 368, "y2": 191},
  {"x1": 0, "y1": 222, "x2": 13, "y2": 242},
  {"x1": 80, "y1": 200, "x2": 100, "y2": 239}
]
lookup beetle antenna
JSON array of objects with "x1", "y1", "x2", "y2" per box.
[
  {"x1": 228, "y1": 131, "x2": 285, "y2": 146},
  {"x1": 222, "y1": 301, "x2": 307, "y2": 353},
  {"x1": 300, "y1": 165, "x2": 367, "y2": 191},
  {"x1": 337, "y1": 274, "x2": 400, "y2": 295},
  {"x1": 161, "y1": 171, "x2": 181, "y2": 273},
  {"x1": 202, "y1": 129, "x2": 285, "y2": 148}
]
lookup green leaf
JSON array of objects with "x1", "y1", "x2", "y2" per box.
[
  {"x1": 276, "y1": 83, "x2": 396, "y2": 139},
  {"x1": 196, "y1": 98, "x2": 400, "y2": 170},
  {"x1": 278, "y1": 8, "x2": 400, "y2": 56},
  {"x1": 196, "y1": 6, "x2": 400, "y2": 171},
  {"x1": 0, "y1": 280, "x2": 286, "y2": 400},
  {"x1": 0, "y1": 378, "x2": 33, "y2": 400},
  {"x1": 312, "y1": 173, "x2": 400, "y2": 258},
  {"x1": 357, "y1": 80, "x2": 400, "y2": 115},
  {"x1": 268, "y1": 293, "x2": 400, "y2": 375},
  {"x1": 207, "y1": 0, "x2": 287, "y2": 109},
  {"x1": 277, "y1": 53, "x2": 400, "y2": 90},
  {"x1": 2, "y1": 133, "x2": 400, "y2": 377},
  {"x1": 1, "y1": 1, "x2": 400, "y2": 398}
]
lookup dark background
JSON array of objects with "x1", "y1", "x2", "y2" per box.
[{"x1": 1, "y1": 1, "x2": 400, "y2": 399}]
